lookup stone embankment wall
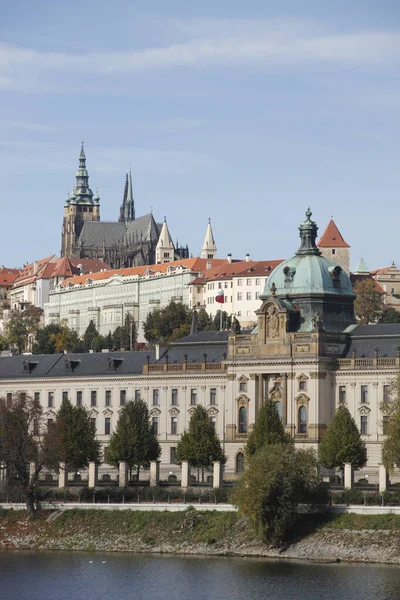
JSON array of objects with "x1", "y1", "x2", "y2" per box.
[{"x1": 1, "y1": 509, "x2": 400, "y2": 565}]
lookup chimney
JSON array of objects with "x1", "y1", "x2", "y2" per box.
[
  {"x1": 155, "y1": 344, "x2": 160, "y2": 360},
  {"x1": 33, "y1": 261, "x2": 38, "y2": 274},
  {"x1": 227, "y1": 254, "x2": 232, "y2": 264},
  {"x1": 245, "y1": 253, "x2": 251, "y2": 262}
]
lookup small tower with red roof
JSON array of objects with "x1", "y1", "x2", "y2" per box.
[{"x1": 317, "y1": 218, "x2": 350, "y2": 274}]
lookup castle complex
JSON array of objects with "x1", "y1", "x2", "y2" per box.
[{"x1": 61, "y1": 145, "x2": 189, "y2": 269}]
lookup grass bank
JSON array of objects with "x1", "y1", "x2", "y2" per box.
[{"x1": 1, "y1": 509, "x2": 400, "y2": 564}]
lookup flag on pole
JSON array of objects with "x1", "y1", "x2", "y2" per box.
[{"x1": 215, "y1": 289, "x2": 224, "y2": 303}]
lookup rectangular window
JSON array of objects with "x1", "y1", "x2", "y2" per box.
[
  {"x1": 237, "y1": 292, "x2": 243, "y2": 301},
  {"x1": 171, "y1": 388, "x2": 178, "y2": 405},
  {"x1": 246, "y1": 292, "x2": 252, "y2": 300},
  {"x1": 170, "y1": 447, "x2": 177, "y2": 464},
  {"x1": 105, "y1": 390, "x2": 111, "y2": 406},
  {"x1": 210, "y1": 387, "x2": 217, "y2": 405},
  {"x1": 153, "y1": 389, "x2": 159, "y2": 405},
  {"x1": 91, "y1": 390, "x2": 97, "y2": 407},
  {"x1": 62, "y1": 391, "x2": 68, "y2": 402},
  {"x1": 237, "y1": 279, "x2": 242, "y2": 286},
  {"x1": 190, "y1": 388, "x2": 197, "y2": 405},
  {"x1": 105, "y1": 417, "x2": 111, "y2": 435},
  {"x1": 48, "y1": 391, "x2": 54, "y2": 408},
  {"x1": 255, "y1": 278, "x2": 261, "y2": 285},
  {"x1": 171, "y1": 416, "x2": 178, "y2": 435},
  {"x1": 383, "y1": 385, "x2": 391, "y2": 402},
  {"x1": 239, "y1": 381, "x2": 247, "y2": 392},
  {"x1": 361, "y1": 385, "x2": 368, "y2": 404},
  {"x1": 91, "y1": 417, "x2": 96, "y2": 432},
  {"x1": 6, "y1": 392, "x2": 12, "y2": 407},
  {"x1": 33, "y1": 419, "x2": 40, "y2": 436},
  {"x1": 34, "y1": 391, "x2": 40, "y2": 402},
  {"x1": 360, "y1": 415, "x2": 368, "y2": 435},
  {"x1": 255, "y1": 292, "x2": 260, "y2": 300},
  {"x1": 152, "y1": 416, "x2": 159, "y2": 435},
  {"x1": 332, "y1": 249, "x2": 336, "y2": 255},
  {"x1": 339, "y1": 385, "x2": 346, "y2": 404},
  {"x1": 210, "y1": 416, "x2": 216, "y2": 429},
  {"x1": 299, "y1": 380, "x2": 306, "y2": 391},
  {"x1": 120, "y1": 390, "x2": 126, "y2": 406},
  {"x1": 76, "y1": 390, "x2": 82, "y2": 406},
  {"x1": 383, "y1": 416, "x2": 390, "y2": 435},
  {"x1": 247, "y1": 279, "x2": 252, "y2": 286},
  {"x1": 135, "y1": 390, "x2": 141, "y2": 401},
  {"x1": 47, "y1": 418, "x2": 54, "y2": 430}
]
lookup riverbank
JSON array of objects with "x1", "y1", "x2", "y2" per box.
[{"x1": 1, "y1": 509, "x2": 400, "y2": 564}]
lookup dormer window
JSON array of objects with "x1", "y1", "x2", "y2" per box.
[
  {"x1": 22, "y1": 360, "x2": 38, "y2": 374},
  {"x1": 109, "y1": 357, "x2": 124, "y2": 371},
  {"x1": 65, "y1": 358, "x2": 81, "y2": 372}
]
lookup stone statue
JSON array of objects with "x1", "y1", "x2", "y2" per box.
[{"x1": 312, "y1": 313, "x2": 324, "y2": 332}]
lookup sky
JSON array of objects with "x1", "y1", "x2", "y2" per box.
[{"x1": 0, "y1": 0, "x2": 399, "y2": 271}]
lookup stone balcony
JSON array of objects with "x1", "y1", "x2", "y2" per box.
[
  {"x1": 336, "y1": 357, "x2": 399, "y2": 370},
  {"x1": 143, "y1": 362, "x2": 227, "y2": 374}
]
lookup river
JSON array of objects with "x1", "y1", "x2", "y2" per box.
[{"x1": 1, "y1": 552, "x2": 400, "y2": 600}]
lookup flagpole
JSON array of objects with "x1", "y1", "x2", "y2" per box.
[{"x1": 220, "y1": 306, "x2": 222, "y2": 331}]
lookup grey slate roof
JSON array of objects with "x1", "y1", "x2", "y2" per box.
[
  {"x1": 78, "y1": 221, "x2": 126, "y2": 248},
  {"x1": 125, "y1": 214, "x2": 159, "y2": 244},
  {"x1": 156, "y1": 331, "x2": 229, "y2": 364},
  {"x1": 0, "y1": 352, "x2": 155, "y2": 379},
  {"x1": 344, "y1": 324, "x2": 400, "y2": 358}
]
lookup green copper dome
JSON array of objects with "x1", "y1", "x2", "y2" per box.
[{"x1": 263, "y1": 208, "x2": 354, "y2": 298}]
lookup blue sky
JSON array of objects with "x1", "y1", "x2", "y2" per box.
[{"x1": 1, "y1": 0, "x2": 399, "y2": 270}]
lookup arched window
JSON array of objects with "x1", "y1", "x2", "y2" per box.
[
  {"x1": 236, "y1": 452, "x2": 245, "y2": 473},
  {"x1": 275, "y1": 401, "x2": 283, "y2": 420},
  {"x1": 238, "y1": 406, "x2": 247, "y2": 433},
  {"x1": 298, "y1": 405, "x2": 307, "y2": 434}
]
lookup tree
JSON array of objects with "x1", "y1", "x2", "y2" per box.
[
  {"x1": 143, "y1": 301, "x2": 192, "y2": 343},
  {"x1": 83, "y1": 320, "x2": 98, "y2": 351},
  {"x1": 381, "y1": 374, "x2": 400, "y2": 471},
  {"x1": 44, "y1": 398, "x2": 100, "y2": 474},
  {"x1": 197, "y1": 308, "x2": 212, "y2": 332},
  {"x1": 319, "y1": 405, "x2": 366, "y2": 471},
  {"x1": 107, "y1": 400, "x2": 161, "y2": 480},
  {"x1": 0, "y1": 393, "x2": 51, "y2": 517},
  {"x1": 33, "y1": 322, "x2": 84, "y2": 354},
  {"x1": 0, "y1": 335, "x2": 9, "y2": 351},
  {"x1": 246, "y1": 400, "x2": 292, "y2": 457},
  {"x1": 5, "y1": 308, "x2": 41, "y2": 354},
  {"x1": 354, "y1": 279, "x2": 384, "y2": 324},
  {"x1": 121, "y1": 313, "x2": 137, "y2": 350},
  {"x1": 175, "y1": 405, "x2": 226, "y2": 478},
  {"x1": 231, "y1": 444, "x2": 325, "y2": 541},
  {"x1": 379, "y1": 307, "x2": 400, "y2": 324}
]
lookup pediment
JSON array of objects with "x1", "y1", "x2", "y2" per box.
[
  {"x1": 150, "y1": 407, "x2": 161, "y2": 416},
  {"x1": 207, "y1": 407, "x2": 219, "y2": 416},
  {"x1": 90, "y1": 409, "x2": 99, "y2": 417},
  {"x1": 168, "y1": 407, "x2": 180, "y2": 416},
  {"x1": 358, "y1": 406, "x2": 371, "y2": 415},
  {"x1": 103, "y1": 408, "x2": 113, "y2": 417},
  {"x1": 237, "y1": 375, "x2": 249, "y2": 383}
]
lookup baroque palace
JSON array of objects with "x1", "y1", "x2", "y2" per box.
[{"x1": 1, "y1": 210, "x2": 399, "y2": 481}]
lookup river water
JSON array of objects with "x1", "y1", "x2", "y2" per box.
[{"x1": 1, "y1": 552, "x2": 400, "y2": 600}]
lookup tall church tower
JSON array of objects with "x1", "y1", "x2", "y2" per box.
[
  {"x1": 201, "y1": 218, "x2": 217, "y2": 259},
  {"x1": 155, "y1": 217, "x2": 175, "y2": 264},
  {"x1": 119, "y1": 169, "x2": 135, "y2": 225},
  {"x1": 61, "y1": 143, "x2": 100, "y2": 258}
]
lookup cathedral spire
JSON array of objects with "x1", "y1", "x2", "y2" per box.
[
  {"x1": 119, "y1": 170, "x2": 135, "y2": 225},
  {"x1": 156, "y1": 217, "x2": 174, "y2": 264},
  {"x1": 201, "y1": 218, "x2": 217, "y2": 259},
  {"x1": 74, "y1": 142, "x2": 93, "y2": 201}
]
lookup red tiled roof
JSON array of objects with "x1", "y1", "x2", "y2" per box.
[
  {"x1": 61, "y1": 257, "x2": 229, "y2": 288},
  {"x1": 318, "y1": 219, "x2": 350, "y2": 248},
  {"x1": 13, "y1": 255, "x2": 57, "y2": 287},
  {"x1": 350, "y1": 273, "x2": 386, "y2": 295},
  {"x1": 370, "y1": 266, "x2": 392, "y2": 277},
  {"x1": 190, "y1": 260, "x2": 284, "y2": 284},
  {"x1": 45, "y1": 257, "x2": 110, "y2": 279},
  {"x1": 0, "y1": 267, "x2": 20, "y2": 287}
]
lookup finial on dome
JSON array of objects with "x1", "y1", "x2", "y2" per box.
[
  {"x1": 297, "y1": 208, "x2": 321, "y2": 256},
  {"x1": 305, "y1": 207, "x2": 312, "y2": 220}
]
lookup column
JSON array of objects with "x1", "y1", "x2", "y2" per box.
[
  {"x1": 119, "y1": 461, "x2": 128, "y2": 487},
  {"x1": 257, "y1": 374, "x2": 263, "y2": 413},
  {"x1": 181, "y1": 460, "x2": 190, "y2": 488},
  {"x1": 150, "y1": 460, "x2": 160, "y2": 487},
  {"x1": 344, "y1": 463, "x2": 354, "y2": 489},
  {"x1": 379, "y1": 464, "x2": 388, "y2": 493},
  {"x1": 213, "y1": 461, "x2": 223, "y2": 489},
  {"x1": 282, "y1": 373, "x2": 288, "y2": 425},
  {"x1": 88, "y1": 462, "x2": 98, "y2": 488},
  {"x1": 58, "y1": 462, "x2": 68, "y2": 488}
]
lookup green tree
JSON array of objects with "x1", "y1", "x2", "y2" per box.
[
  {"x1": 319, "y1": 405, "x2": 366, "y2": 470},
  {"x1": 175, "y1": 405, "x2": 226, "y2": 479},
  {"x1": 143, "y1": 301, "x2": 192, "y2": 343},
  {"x1": 0, "y1": 334, "x2": 9, "y2": 351},
  {"x1": 121, "y1": 313, "x2": 137, "y2": 350},
  {"x1": 354, "y1": 279, "x2": 383, "y2": 324},
  {"x1": 197, "y1": 308, "x2": 212, "y2": 332},
  {"x1": 44, "y1": 398, "x2": 100, "y2": 474},
  {"x1": 83, "y1": 320, "x2": 98, "y2": 351},
  {"x1": 107, "y1": 400, "x2": 161, "y2": 480},
  {"x1": 0, "y1": 393, "x2": 52, "y2": 517},
  {"x1": 246, "y1": 400, "x2": 292, "y2": 457},
  {"x1": 231, "y1": 444, "x2": 325, "y2": 542},
  {"x1": 92, "y1": 334, "x2": 108, "y2": 352},
  {"x1": 5, "y1": 308, "x2": 41, "y2": 354},
  {"x1": 381, "y1": 374, "x2": 400, "y2": 471},
  {"x1": 379, "y1": 307, "x2": 400, "y2": 324},
  {"x1": 33, "y1": 322, "x2": 84, "y2": 354}
]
